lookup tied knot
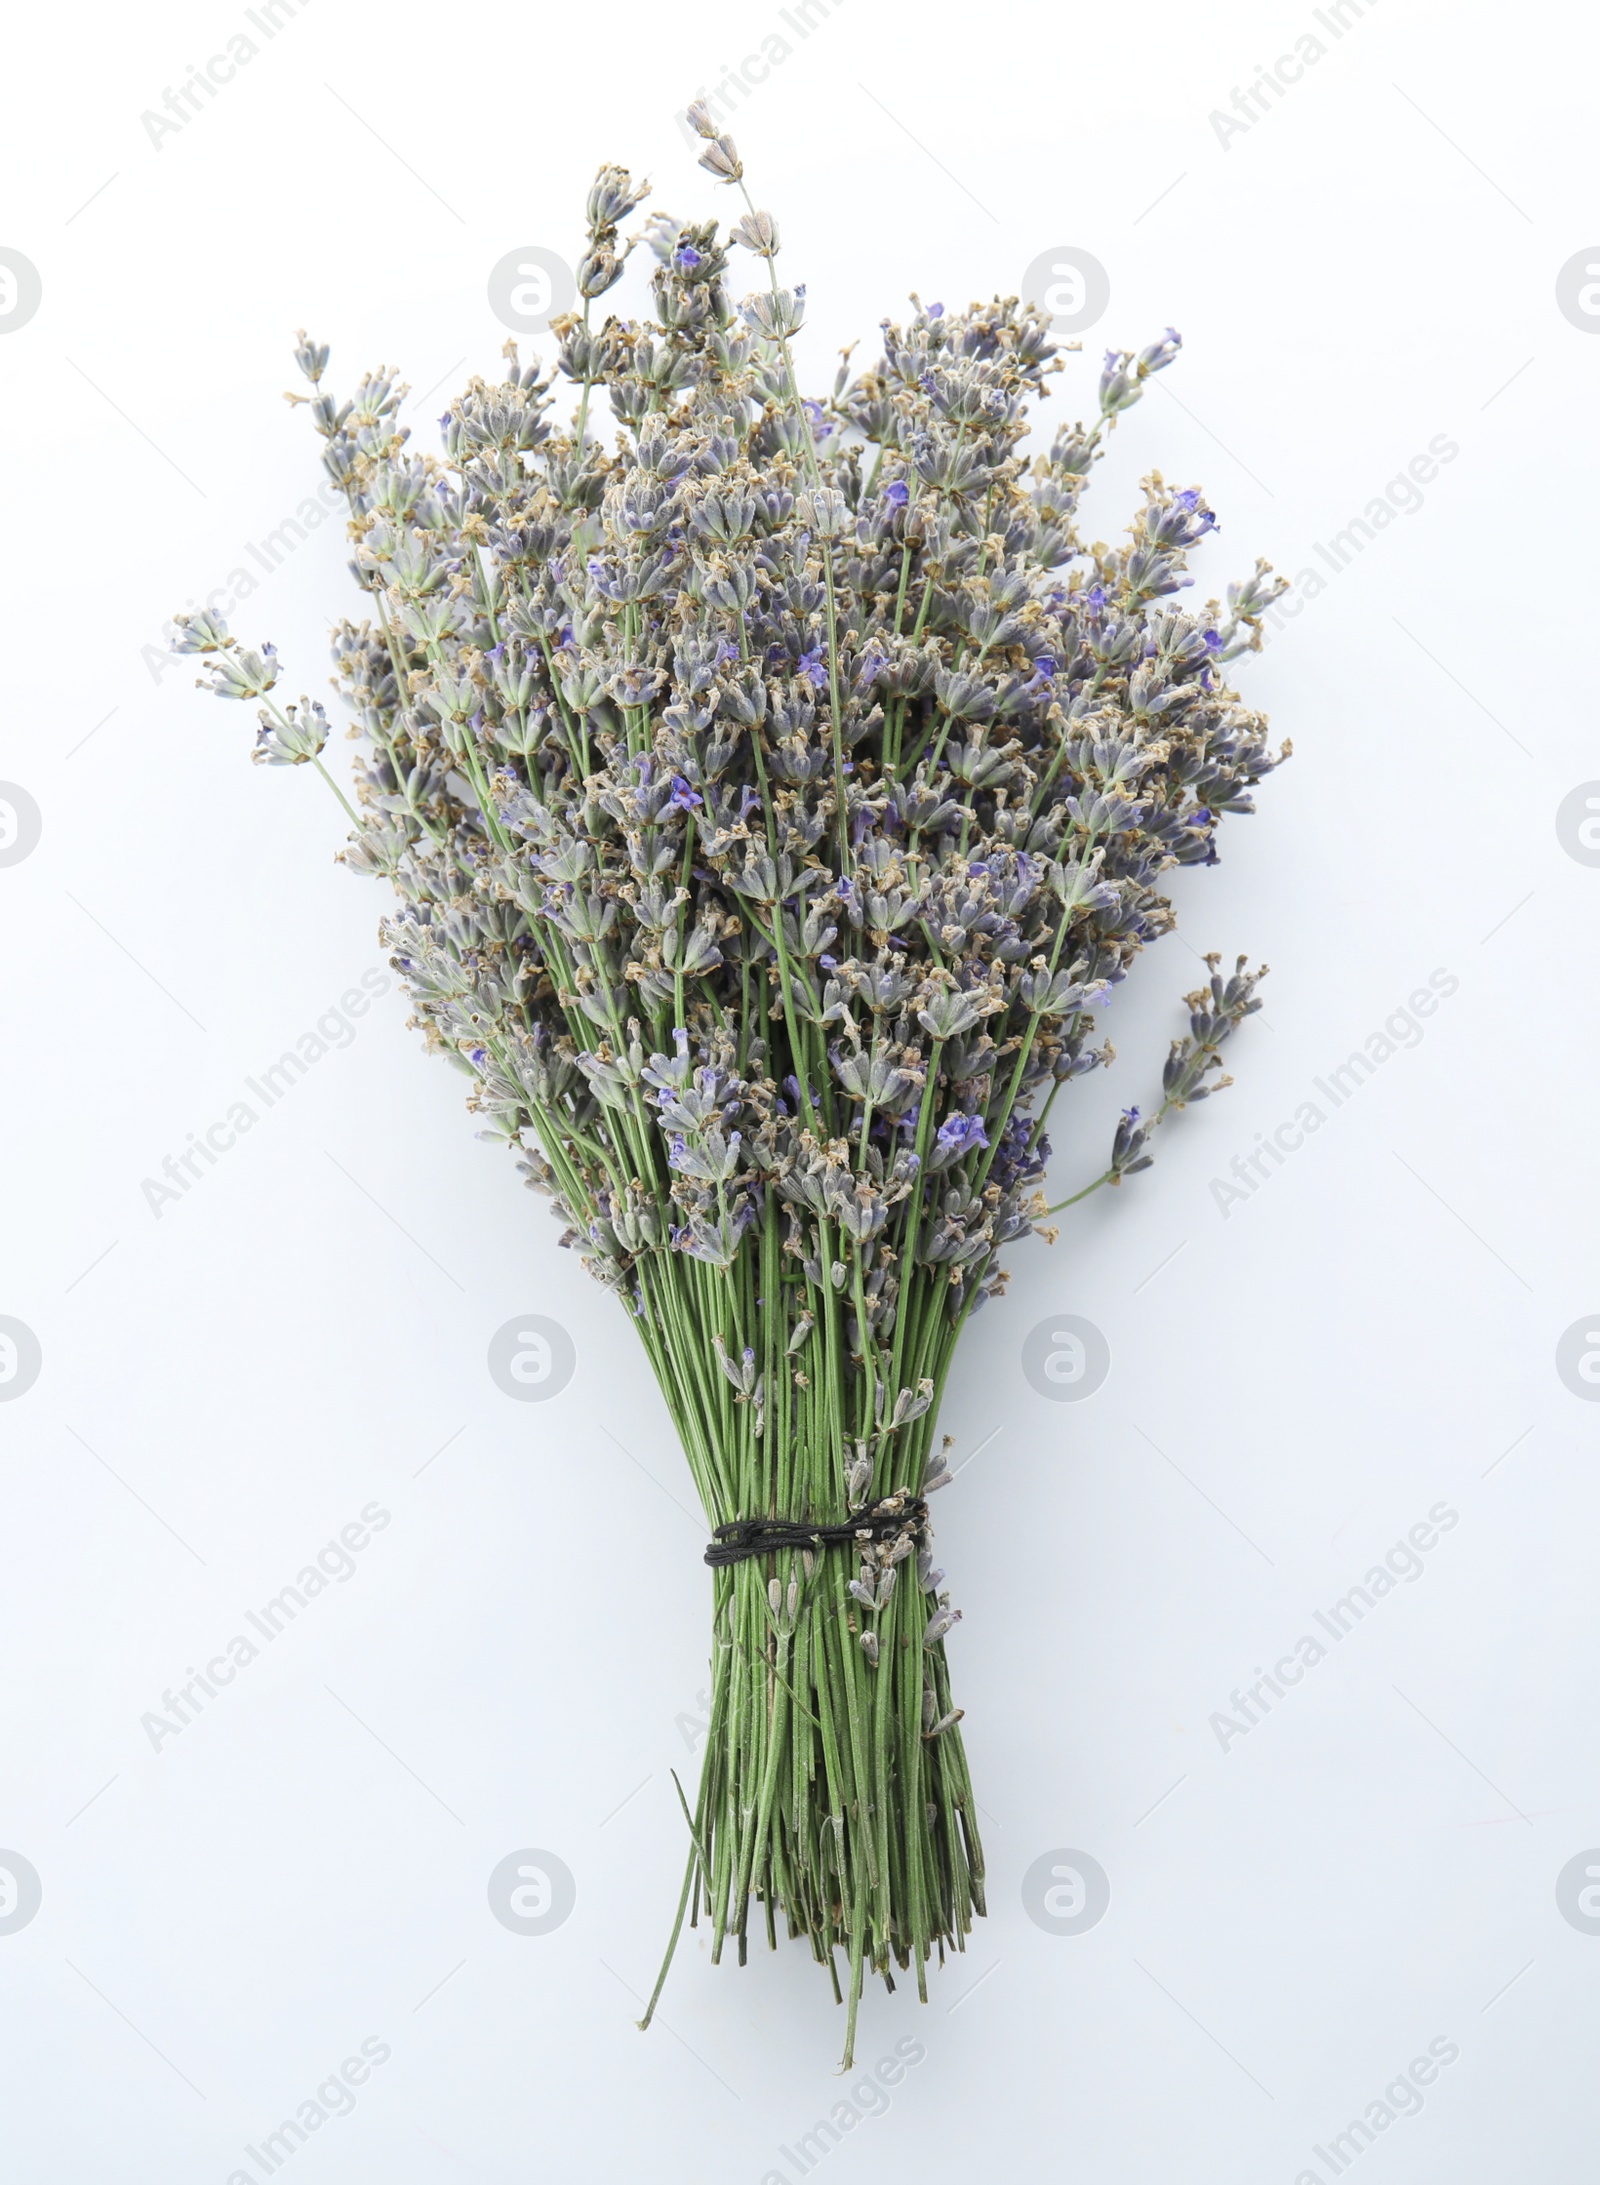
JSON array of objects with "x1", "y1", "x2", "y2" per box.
[{"x1": 704, "y1": 1491, "x2": 929, "y2": 1569}]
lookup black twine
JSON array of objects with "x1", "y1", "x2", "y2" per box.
[{"x1": 704, "y1": 1494, "x2": 929, "y2": 1570}]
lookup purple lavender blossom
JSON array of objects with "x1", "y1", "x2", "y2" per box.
[{"x1": 936, "y1": 1113, "x2": 989, "y2": 1156}]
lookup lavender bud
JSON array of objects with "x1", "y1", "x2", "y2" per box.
[
  {"x1": 577, "y1": 246, "x2": 625, "y2": 300},
  {"x1": 585, "y1": 163, "x2": 648, "y2": 233},
  {"x1": 730, "y1": 210, "x2": 780, "y2": 258},
  {"x1": 252, "y1": 699, "x2": 328, "y2": 767},
  {"x1": 195, "y1": 641, "x2": 279, "y2": 700},
  {"x1": 891, "y1": 1378, "x2": 934, "y2": 1426},
  {"x1": 739, "y1": 288, "x2": 805, "y2": 340},
  {"x1": 171, "y1": 607, "x2": 233, "y2": 655},
  {"x1": 797, "y1": 488, "x2": 848, "y2": 539},
  {"x1": 698, "y1": 135, "x2": 743, "y2": 183},
  {"x1": 292, "y1": 329, "x2": 329, "y2": 384},
  {"x1": 712, "y1": 1333, "x2": 747, "y2": 1391},
  {"x1": 1137, "y1": 326, "x2": 1182, "y2": 374}
]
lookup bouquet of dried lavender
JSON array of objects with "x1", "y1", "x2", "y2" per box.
[{"x1": 175, "y1": 118, "x2": 1287, "y2": 2064}]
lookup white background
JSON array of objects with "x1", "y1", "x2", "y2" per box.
[{"x1": 2, "y1": 0, "x2": 1597, "y2": 2177}]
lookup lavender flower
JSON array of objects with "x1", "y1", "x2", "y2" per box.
[{"x1": 175, "y1": 147, "x2": 1288, "y2": 2072}]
